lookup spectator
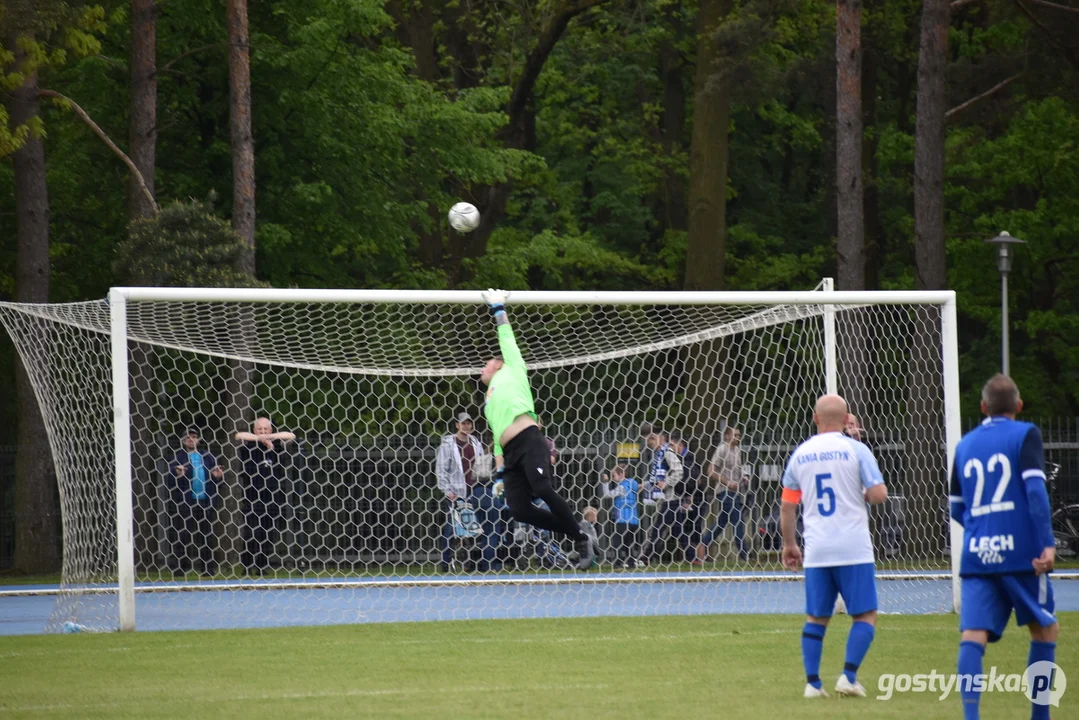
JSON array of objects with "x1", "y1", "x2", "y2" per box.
[
  {"x1": 699, "y1": 425, "x2": 751, "y2": 562},
  {"x1": 165, "y1": 428, "x2": 225, "y2": 577},
  {"x1": 435, "y1": 411, "x2": 501, "y2": 572},
  {"x1": 637, "y1": 423, "x2": 683, "y2": 566},
  {"x1": 536, "y1": 416, "x2": 558, "y2": 469},
  {"x1": 599, "y1": 464, "x2": 641, "y2": 568},
  {"x1": 845, "y1": 414, "x2": 866, "y2": 445},
  {"x1": 845, "y1": 412, "x2": 900, "y2": 555},
  {"x1": 234, "y1": 417, "x2": 296, "y2": 575},
  {"x1": 669, "y1": 430, "x2": 706, "y2": 565},
  {"x1": 580, "y1": 506, "x2": 602, "y2": 560}
]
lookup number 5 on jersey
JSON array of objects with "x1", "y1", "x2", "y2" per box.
[{"x1": 816, "y1": 472, "x2": 835, "y2": 517}]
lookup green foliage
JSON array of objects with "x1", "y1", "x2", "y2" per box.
[
  {"x1": 116, "y1": 199, "x2": 265, "y2": 287},
  {"x1": 467, "y1": 228, "x2": 659, "y2": 291},
  {"x1": 1, "y1": 0, "x2": 1078, "y2": 419},
  {"x1": 946, "y1": 97, "x2": 1079, "y2": 415},
  {"x1": 0, "y1": 3, "x2": 106, "y2": 157},
  {"x1": 245, "y1": 0, "x2": 539, "y2": 288}
]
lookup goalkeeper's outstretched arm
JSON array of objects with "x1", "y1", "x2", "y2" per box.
[{"x1": 482, "y1": 289, "x2": 526, "y2": 370}]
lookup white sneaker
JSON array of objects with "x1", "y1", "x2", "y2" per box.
[
  {"x1": 835, "y1": 675, "x2": 866, "y2": 697},
  {"x1": 804, "y1": 684, "x2": 829, "y2": 698}
]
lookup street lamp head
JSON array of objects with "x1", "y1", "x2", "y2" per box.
[{"x1": 984, "y1": 231, "x2": 1025, "y2": 274}]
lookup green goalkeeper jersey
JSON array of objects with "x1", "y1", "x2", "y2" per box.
[{"x1": 484, "y1": 322, "x2": 536, "y2": 457}]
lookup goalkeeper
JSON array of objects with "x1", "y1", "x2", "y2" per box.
[{"x1": 480, "y1": 289, "x2": 596, "y2": 570}]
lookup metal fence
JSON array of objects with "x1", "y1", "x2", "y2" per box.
[
  {"x1": 1025, "y1": 417, "x2": 1079, "y2": 504},
  {"x1": 0, "y1": 419, "x2": 1077, "y2": 571}
]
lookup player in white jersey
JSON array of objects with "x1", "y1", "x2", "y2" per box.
[{"x1": 780, "y1": 394, "x2": 889, "y2": 699}]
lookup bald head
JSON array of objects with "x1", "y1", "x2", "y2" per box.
[
  {"x1": 813, "y1": 394, "x2": 849, "y2": 433},
  {"x1": 981, "y1": 374, "x2": 1022, "y2": 417}
]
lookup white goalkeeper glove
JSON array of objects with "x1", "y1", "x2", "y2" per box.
[{"x1": 482, "y1": 288, "x2": 508, "y2": 315}]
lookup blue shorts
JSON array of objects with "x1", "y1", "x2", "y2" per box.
[
  {"x1": 960, "y1": 573, "x2": 1057, "y2": 643},
  {"x1": 805, "y1": 563, "x2": 878, "y2": 617}
]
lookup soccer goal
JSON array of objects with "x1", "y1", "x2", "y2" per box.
[{"x1": 0, "y1": 283, "x2": 962, "y2": 632}]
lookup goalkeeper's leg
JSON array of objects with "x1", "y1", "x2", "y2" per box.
[
  {"x1": 503, "y1": 470, "x2": 584, "y2": 541},
  {"x1": 501, "y1": 426, "x2": 591, "y2": 568}
]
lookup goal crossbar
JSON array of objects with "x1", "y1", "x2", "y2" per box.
[{"x1": 110, "y1": 287, "x2": 957, "y2": 306}]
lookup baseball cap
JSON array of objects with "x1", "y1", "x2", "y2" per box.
[
  {"x1": 184, "y1": 427, "x2": 201, "y2": 436},
  {"x1": 456, "y1": 412, "x2": 473, "y2": 423}
]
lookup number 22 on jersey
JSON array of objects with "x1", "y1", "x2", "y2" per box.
[{"x1": 964, "y1": 454, "x2": 1014, "y2": 517}]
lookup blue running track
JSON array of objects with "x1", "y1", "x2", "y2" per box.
[{"x1": 2, "y1": 573, "x2": 1077, "y2": 636}]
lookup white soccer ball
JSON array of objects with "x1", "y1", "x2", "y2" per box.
[{"x1": 448, "y1": 202, "x2": 481, "y2": 233}]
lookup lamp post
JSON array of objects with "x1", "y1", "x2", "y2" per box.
[{"x1": 984, "y1": 231, "x2": 1025, "y2": 376}]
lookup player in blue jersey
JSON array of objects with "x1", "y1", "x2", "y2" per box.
[
  {"x1": 780, "y1": 394, "x2": 889, "y2": 699},
  {"x1": 951, "y1": 374, "x2": 1059, "y2": 720}
]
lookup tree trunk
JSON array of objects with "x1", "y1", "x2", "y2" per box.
[
  {"x1": 660, "y1": 1, "x2": 687, "y2": 231},
  {"x1": 835, "y1": 0, "x2": 864, "y2": 292},
  {"x1": 129, "y1": 0, "x2": 157, "y2": 220},
  {"x1": 914, "y1": 0, "x2": 949, "y2": 292},
  {"x1": 224, "y1": 0, "x2": 257, "y2": 567},
  {"x1": 7, "y1": 32, "x2": 61, "y2": 574},
  {"x1": 861, "y1": 14, "x2": 881, "y2": 291},
  {"x1": 835, "y1": 0, "x2": 871, "y2": 422},
  {"x1": 684, "y1": 0, "x2": 732, "y2": 292},
  {"x1": 128, "y1": 0, "x2": 159, "y2": 570},
  {"x1": 681, "y1": 0, "x2": 732, "y2": 443},
  {"x1": 227, "y1": 0, "x2": 256, "y2": 274},
  {"x1": 220, "y1": 360, "x2": 254, "y2": 571},
  {"x1": 908, "y1": 0, "x2": 950, "y2": 559},
  {"x1": 388, "y1": 0, "x2": 444, "y2": 272}
]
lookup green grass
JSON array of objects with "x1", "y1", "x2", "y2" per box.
[{"x1": 1, "y1": 613, "x2": 1074, "y2": 718}]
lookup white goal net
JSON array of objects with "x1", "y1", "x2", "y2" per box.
[{"x1": 0, "y1": 286, "x2": 960, "y2": 632}]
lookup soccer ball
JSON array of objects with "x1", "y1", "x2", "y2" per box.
[{"x1": 448, "y1": 202, "x2": 481, "y2": 233}]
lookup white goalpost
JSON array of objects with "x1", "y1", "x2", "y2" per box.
[{"x1": 0, "y1": 284, "x2": 963, "y2": 633}]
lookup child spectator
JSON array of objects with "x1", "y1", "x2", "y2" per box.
[{"x1": 599, "y1": 465, "x2": 641, "y2": 568}]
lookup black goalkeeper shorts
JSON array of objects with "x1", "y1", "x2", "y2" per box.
[{"x1": 501, "y1": 425, "x2": 555, "y2": 507}]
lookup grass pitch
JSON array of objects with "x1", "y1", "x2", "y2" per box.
[{"x1": 1, "y1": 613, "x2": 1074, "y2": 718}]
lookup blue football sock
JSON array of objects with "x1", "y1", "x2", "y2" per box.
[
  {"x1": 843, "y1": 621, "x2": 875, "y2": 683},
  {"x1": 802, "y1": 622, "x2": 827, "y2": 689},
  {"x1": 958, "y1": 640, "x2": 985, "y2": 720},
  {"x1": 1028, "y1": 640, "x2": 1056, "y2": 720}
]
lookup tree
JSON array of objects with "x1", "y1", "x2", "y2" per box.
[
  {"x1": 117, "y1": 198, "x2": 264, "y2": 287},
  {"x1": 444, "y1": 0, "x2": 614, "y2": 286},
  {"x1": 126, "y1": 0, "x2": 160, "y2": 572},
  {"x1": 129, "y1": 0, "x2": 157, "y2": 220},
  {"x1": 860, "y1": 0, "x2": 882, "y2": 290},
  {"x1": 117, "y1": 199, "x2": 265, "y2": 571},
  {"x1": 908, "y1": 0, "x2": 951, "y2": 557},
  {"x1": 913, "y1": 0, "x2": 948, "y2": 291},
  {"x1": 5, "y1": 28, "x2": 60, "y2": 574},
  {"x1": 835, "y1": 0, "x2": 864, "y2": 292},
  {"x1": 227, "y1": 0, "x2": 255, "y2": 273},
  {"x1": 681, "y1": 0, "x2": 733, "y2": 445},
  {"x1": 684, "y1": 0, "x2": 733, "y2": 293},
  {"x1": 835, "y1": 0, "x2": 872, "y2": 425},
  {"x1": 659, "y1": 1, "x2": 689, "y2": 233},
  {"x1": 2, "y1": 1, "x2": 105, "y2": 574}
]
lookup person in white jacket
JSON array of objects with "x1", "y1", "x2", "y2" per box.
[{"x1": 435, "y1": 412, "x2": 501, "y2": 571}]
